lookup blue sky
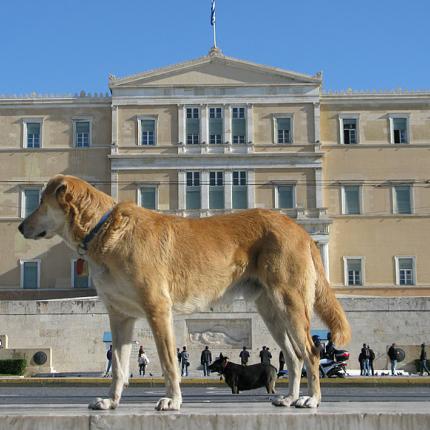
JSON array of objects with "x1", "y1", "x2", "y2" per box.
[{"x1": 0, "y1": 0, "x2": 428, "y2": 94}]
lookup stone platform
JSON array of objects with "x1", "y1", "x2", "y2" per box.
[{"x1": 0, "y1": 402, "x2": 428, "y2": 430}]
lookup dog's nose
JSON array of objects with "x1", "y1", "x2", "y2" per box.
[{"x1": 18, "y1": 222, "x2": 24, "y2": 234}]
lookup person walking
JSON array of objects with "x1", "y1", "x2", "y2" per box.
[
  {"x1": 361, "y1": 344, "x2": 371, "y2": 376},
  {"x1": 387, "y1": 343, "x2": 398, "y2": 376},
  {"x1": 105, "y1": 345, "x2": 112, "y2": 377},
  {"x1": 419, "y1": 343, "x2": 430, "y2": 376},
  {"x1": 180, "y1": 346, "x2": 190, "y2": 377},
  {"x1": 239, "y1": 346, "x2": 250, "y2": 366},
  {"x1": 369, "y1": 346, "x2": 375, "y2": 376},
  {"x1": 138, "y1": 346, "x2": 149, "y2": 376},
  {"x1": 279, "y1": 350, "x2": 285, "y2": 371},
  {"x1": 177, "y1": 348, "x2": 182, "y2": 369},
  {"x1": 200, "y1": 345, "x2": 212, "y2": 377}
]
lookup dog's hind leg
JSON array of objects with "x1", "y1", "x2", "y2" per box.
[
  {"x1": 89, "y1": 310, "x2": 136, "y2": 410},
  {"x1": 255, "y1": 293, "x2": 302, "y2": 406},
  {"x1": 269, "y1": 289, "x2": 321, "y2": 409}
]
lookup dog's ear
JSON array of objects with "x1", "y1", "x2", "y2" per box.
[
  {"x1": 219, "y1": 353, "x2": 223, "y2": 359},
  {"x1": 44, "y1": 175, "x2": 69, "y2": 205}
]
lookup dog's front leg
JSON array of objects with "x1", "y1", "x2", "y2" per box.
[
  {"x1": 89, "y1": 310, "x2": 136, "y2": 410},
  {"x1": 146, "y1": 303, "x2": 182, "y2": 411}
]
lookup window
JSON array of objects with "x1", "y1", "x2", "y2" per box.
[
  {"x1": 140, "y1": 119, "x2": 156, "y2": 146},
  {"x1": 24, "y1": 121, "x2": 42, "y2": 148},
  {"x1": 276, "y1": 185, "x2": 295, "y2": 209},
  {"x1": 395, "y1": 257, "x2": 415, "y2": 285},
  {"x1": 186, "y1": 108, "x2": 200, "y2": 144},
  {"x1": 186, "y1": 172, "x2": 201, "y2": 210},
  {"x1": 344, "y1": 258, "x2": 363, "y2": 286},
  {"x1": 21, "y1": 188, "x2": 41, "y2": 218},
  {"x1": 276, "y1": 118, "x2": 292, "y2": 144},
  {"x1": 232, "y1": 107, "x2": 246, "y2": 144},
  {"x1": 232, "y1": 171, "x2": 247, "y2": 209},
  {"x1": 72, "y1": 259, "x2": 90, "y2": 288},
  {"x1": 209, "y1": 171, "x2": 224, "y2": 209},
  {"x1": 342, "y1": 185, "x2": 361, "y2": 215},
  {"x1": 391, "y1": 117, "x2": 408, "y2": 144},
  {"x1": 393, "y1": 185, "x2": 412, "y2": 214},
  {"x1": 139, "y1": 186, "x2": 157, "y2": 210},
  {"x1": 20, "y1": 260, "x2": 40, "y2": 289},
  {"x1": 209, "y1": 107, "x2": 223, "y2": 144},
  {"x1": 74, "y1": 120, "x2": 91, "y2": 147},
  {"x1": 343, "y1": 119, "x2": 357, "y2": 144}
]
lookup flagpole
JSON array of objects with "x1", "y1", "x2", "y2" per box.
[
  {"x1": 213, "y1": 20, "x2": 217, "y2": 48},
  {"x1": 211, "y1": 0, "x2": 217, "y2": 48}
]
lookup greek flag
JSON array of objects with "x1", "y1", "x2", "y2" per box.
[{"x1": 211, "y1": 0, "x2": 216, "y2": 26}]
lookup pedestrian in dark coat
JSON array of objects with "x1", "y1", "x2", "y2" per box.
[
  {"x1": 361, "y1": 344, "x2": 371, "y2": 376},
  {"x1": 369, "y1": 346, "x2": 375, "y2": 376},
  {"x1": 259, "y1": 346, "x2": 272, "y2": 365},
  {"x1": 419, "y1": 343, "x2": 430, "y2": 376},
  {"x1": 105, "y1": 345, "x2": 113, "y2": 377},
  {"x1": 279, "y1": 350, "x2": 286, "y2": 372},
  {"x1": 239, "y1": 346, "x2": 250, "y2": 366},
  {"x1": 387, "y1": 343, "x2": 397, "y2": 376},
  {"x1": 200, "y1": 346, "x2": 212, "y2": 376},
  {"x1": 358, "y1": 351, "x2": 364, "y2": 376}
]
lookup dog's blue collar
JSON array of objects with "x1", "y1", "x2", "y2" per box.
[{"x1": 78, "y1": 209, "x2": 113, "y2": 255}]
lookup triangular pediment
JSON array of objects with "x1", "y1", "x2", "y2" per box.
[{"x1": 109, "y1": 50, "x2": 321, "y2": 88}]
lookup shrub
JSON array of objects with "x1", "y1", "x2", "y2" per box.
[{"x1": 0, "y1": 359, "x2": 27, "y2": 375}]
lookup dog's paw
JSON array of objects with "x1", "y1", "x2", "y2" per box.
[
  {"x1": 155, "y1": 397, "x2": 181, "y2": 411},
  {"x1": 271, "y1": 395, "x2": 297, "y2": 407},
  {"x1": 88, "y1": 397, "x2": 117, "y2": 410},
  {"x1": 293, "y1": 396, "x2": 320, "y2": 408}
]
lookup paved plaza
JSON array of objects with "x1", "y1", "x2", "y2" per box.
[
  {"x1": 0, "y1": 383, "x2": 429, "y2": 429},
  {"x1": 0, "y1": 401, "x2": 429, "y2": 430}
]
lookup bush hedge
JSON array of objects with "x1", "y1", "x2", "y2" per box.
[{"x1": 0, "y1": 359, "x2": 27, "y2": 375}]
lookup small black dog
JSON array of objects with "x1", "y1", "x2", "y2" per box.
[{"x1": 208, "y1": 354, "x2": 277, "y2": 394}]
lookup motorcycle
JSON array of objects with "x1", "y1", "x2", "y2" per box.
[
  {"x1": 277, "y1": 349, "x2": 350, "y2": 379},
  {"x1": 277, "y1": 335, "x2": 350, "y2": 379},
  {"x1": 319, "y1": 349, "x2": 349, "y2": 378}
]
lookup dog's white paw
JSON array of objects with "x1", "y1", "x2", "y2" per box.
[
  {"x1": 155, "y1": 397, "x2": 181, "y2": 411},
  {"x1": 272, "y1": 395, "x2": 297, "y2": 407},
  {"x1": 88, "y1": 397, "x2": 117, "y2": 410},
  {"x1": 293, "y1": 396, "x2": 320, "y2": 408}
]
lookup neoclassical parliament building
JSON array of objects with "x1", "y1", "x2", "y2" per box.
[{"x1": 1, "y1": 48, "x2": 430, "y2": 299}]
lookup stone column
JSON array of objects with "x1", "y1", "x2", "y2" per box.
[
  {"x1": 200, "y1": 105, "x2": 208, "y2": 144},
  {"x1": 319, "y1": 242, "x2": 330, "y2": 282},
  {"x1": 247, "y1": 170, "x2": 255, "y2": 209},
  {"x1": 313, "y1": 101, "x2": 321, "y2": 145},
  {"x1": 177, "y1": 104, "x2": 184, "y2": 145},
  {"x1": 224, "y1": 170, "x2": 233, "y2": 209},
  {"x1": 315, "y1": 167, "x2": 323, "y2": 209},
  {"x1": 224, "y1": 105, "x2": 231, "y2": 146},
  {"x1": 201, "y1": 171, "x2": 209, "y2": 210},
  {"x1": 111, "y1": 105, "x2": 119, "y2": 154},
  {"x1": 111, "y1": 171, "x2": 119, "y2": 201},
  {"x1": 246, "y1": 104, "x2": 253, "y2": 144},
  {"x1": 178, "y1": 171, "x2": 186, "y2": 210}
]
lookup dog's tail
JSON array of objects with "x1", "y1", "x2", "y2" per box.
[{"x1": 310, "y1": 241, "x2": 352, "y2": 346}]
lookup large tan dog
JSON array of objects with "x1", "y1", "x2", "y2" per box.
[{"x1": 18, "y1": 175, "x2": 351, "y2": 410}]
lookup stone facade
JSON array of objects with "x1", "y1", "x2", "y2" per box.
[
  {"x1": 0, "y1": 45, "x2": 429, "y2": 340},
  {"x1": 0, "y1": 297, "x2": 428, "y2": 375}
]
